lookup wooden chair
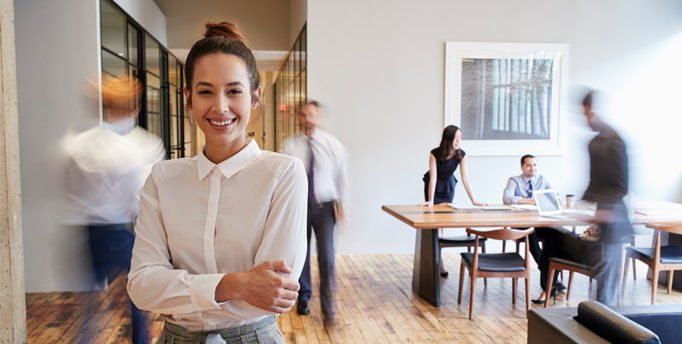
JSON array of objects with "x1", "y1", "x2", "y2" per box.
[
  {"x1": 542, "y1": 232, "x2": 637, "y2": 306},
  {"x1": 458, "y1": 227, "x2": 534, "y2": 319},
  {"x1": 505, "y1": 226, "x2": 577, "y2": 254},
  {"x1": 439, "y1": 229, "x2": 487, "y2": 283},
  {"x1": 544, "y1": 257, "x2": 598, "y2": 308},
  {"x1": 622, "y1": 223, "x2": 682, "y2": 305}
]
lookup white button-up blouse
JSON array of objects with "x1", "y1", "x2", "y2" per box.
[{"x1": 127, "y1": 140, "x2": 308, "y2": 331}]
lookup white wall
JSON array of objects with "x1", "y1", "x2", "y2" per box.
[
  {"x1": 115, "y1": 0, "x2": 168, "y2": 47},
  {"x1": 156, "y1": 0, "x2": 291, "y2": 51},
  {"x1": 307, "y1": 0, "x2": 682, "y2": 254},
  {"x1": 16, "y1": 0, "x2": 170, "y2": 292},
  {"x1": 15, "y1": 0, "x2": 102, "y2": 292}
]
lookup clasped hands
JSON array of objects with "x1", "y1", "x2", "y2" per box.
[
  {"x1": 216, "y1": 260, "x2": 300, "y2": 314},
  {"x1": 160, "y1": 260, "x2": 299, "y2": 318}
]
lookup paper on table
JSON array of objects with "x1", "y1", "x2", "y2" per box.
[
  {"x1": 480, "y1": 206, "x2": 512, "y2": 211},
  {"x1": 448, "y1": 204, "x2": 481, "y2": 210},
  {"x1": 513, "y1": 204, "x2": 538, "y2": 210},
  {"x1": 562, "y1": 209, "x2": 596, "y2": 216},
  {"x1": 448, "y1": 204, "x2": 510, "y2": 211}
]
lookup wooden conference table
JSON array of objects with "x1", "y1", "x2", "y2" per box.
[{"x1": 382, "y1": 201, "x2": 682, "y2": 307}]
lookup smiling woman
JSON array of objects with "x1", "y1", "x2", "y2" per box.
[
  {"x1": 127, "y1": 22, "x2": 308, "y2": 344},
  {"x1": 187, "y1": 53, "x2": 260, "y2": 163}
]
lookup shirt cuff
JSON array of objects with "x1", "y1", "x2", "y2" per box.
[{"x1": 190, "y1": 273, "x2": 226, "y2": 311}]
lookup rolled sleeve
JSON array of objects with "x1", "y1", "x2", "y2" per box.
[
  {"x1": 503, "y1": 178, "x2": 521, "y2": 204},
  {"x1": 190, "y1": 274, "x2": 227, "y2": 311},
  {"x1": 335, "y1": 145, "x2": 350, "y2": 210}
]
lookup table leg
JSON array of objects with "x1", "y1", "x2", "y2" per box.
[{"x1": 412, "y1": 228, "x2": 440, "y2": 307}]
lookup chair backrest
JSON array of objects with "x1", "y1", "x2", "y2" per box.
[
  {"x1": 576, "y1": 301, "x2": 661, "y2": 344},
  {"x1": 466, "y1": 227, "x2": 533, "y2": 273},
  {"x1": 466, "y1": 227, "x2": 534, "y2": 241}
]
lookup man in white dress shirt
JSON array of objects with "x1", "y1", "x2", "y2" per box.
[
  {"x1": 280, "y1": 101, "x2": 349, "y2": 325},
  {"x1": 67, "y1": 75, "x2": 165, "y2": 344}
]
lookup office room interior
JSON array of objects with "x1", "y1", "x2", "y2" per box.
[{"x1": 3, "y1": 0, "x2": 682, "y2": 343}]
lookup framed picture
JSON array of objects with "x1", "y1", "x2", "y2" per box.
[{"x1": 444, "y1": 42, "x2": 569, "y2": 156}]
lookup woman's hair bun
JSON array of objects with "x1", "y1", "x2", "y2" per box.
[{"x1": 203, "y1": 21, "x2": 246, "y2": 44}]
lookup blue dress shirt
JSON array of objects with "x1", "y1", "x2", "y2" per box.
[{"x1": 503, "y1": 174, "x2": 554, "y2": 204}]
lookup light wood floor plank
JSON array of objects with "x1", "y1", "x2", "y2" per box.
[{"x1": 26, "y1": 252, "x2": 682, "y2": 343}]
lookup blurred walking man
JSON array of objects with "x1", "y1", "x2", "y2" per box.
[
  {"x1": 67, "y1": 75, "x2": 165, "y2": 343},
  {"x1": 281, "y1": 101, "x2": 349, "y2": 326}
]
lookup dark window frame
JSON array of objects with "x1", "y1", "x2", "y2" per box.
[
  {"x1": 99, "y1": 0, "x2": 188, "y2": 160},
  {"x1": 274, "y1": 24, "x2": 307, "y2": 152}
]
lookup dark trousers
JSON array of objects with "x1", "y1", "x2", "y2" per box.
[
  {"x1": 298, "y1": 201, "x2": 336, "y2": 318},
  {"x1": 527, "y1": 227, "x2": 558, "y2": 266},
  {"x1": 539, "y1": 232, "x2": 602, "y2": 293},
  {"x1": 539, "y1": 206, "x2": 631, "y2": 305},
  {"x1": 89, "y1": 224, "x2": 149, "y2": 344}
]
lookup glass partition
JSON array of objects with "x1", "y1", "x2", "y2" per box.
[
  {"x1": 100, "y1": 0, "x2": 194, "y2": 159},
  {"x1": 274, "y1": 25, "x2": 306, "y2": 151}
]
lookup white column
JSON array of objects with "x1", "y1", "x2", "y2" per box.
[{"x1": 0, "y1": 0, "x2": 26, "y2": 343}]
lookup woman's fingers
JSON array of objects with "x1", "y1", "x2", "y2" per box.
[
  {"x1": 272, "y1": 306, "x2": 293, "y2": 314},
  {"x1": 267, "y1": 260, "x2": 293, "y2": 274},
  {"x1": 236, "y1": 264, "x2": 303, "y2": 312},
  {"x1": 274, "y1": 297, "x2": 296, "y2": 309},
  {"x1": 280, "y1": 289, "x2": 299, "y2": 301},
  {"x1": 281, "y1": 278, "x2": 300, "y2": 292}
]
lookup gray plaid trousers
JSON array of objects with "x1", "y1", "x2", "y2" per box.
[{"x1": 157, "y1": 316, "x2": 286, "y2": 344}]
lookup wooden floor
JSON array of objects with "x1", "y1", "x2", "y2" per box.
[{"x1": 26, "y1": 253, "x2": 682, "y2": 343}]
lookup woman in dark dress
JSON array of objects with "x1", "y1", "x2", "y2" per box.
[{"x1": 418, "y1": 125, "x2": 488, "y2": 275}]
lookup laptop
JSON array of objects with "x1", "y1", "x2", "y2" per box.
[{"x1": 533, "y1": 189, "x2": 595, "y2": 219}]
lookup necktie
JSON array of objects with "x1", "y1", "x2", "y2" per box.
[
  {"x1": 528, "y1": 180, "x2": 533, "y2": 199},
  {"x1": 308, "y1": 138, "x2": 315, "y2": 204}
]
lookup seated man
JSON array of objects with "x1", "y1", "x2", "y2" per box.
[{"x1": 503, "y1": 155, "x2": 562, "y2": 267}]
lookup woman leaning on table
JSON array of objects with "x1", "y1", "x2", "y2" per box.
[
  {"x1": 127, "y1": 22, "x2": 307, "y2": 344},
  {"x1": 418, "y1": 125, "x2": 488, "y2": 277}
]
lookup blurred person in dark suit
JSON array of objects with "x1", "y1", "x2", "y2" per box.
[
  {"x1": 66, "y1": 74, "x2": 164, "y2": 343},
  {"x1": 537, "y1": 91, "x2": 633, "y2": 306}
]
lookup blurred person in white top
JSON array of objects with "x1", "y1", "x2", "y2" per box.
[
  {"x1": 127, "y1": 22, "x2": 307, "y2": 343},
  {"x1": 67, "y1": 75, "x2": 165, "y2": 226},
  {"x1": 66, "y1": 74, "x2": 164, "y2": 344}
]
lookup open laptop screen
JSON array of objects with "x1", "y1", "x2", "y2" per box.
[{"x1": 534, "y1": 189, "x2": 561, "y2": 215}]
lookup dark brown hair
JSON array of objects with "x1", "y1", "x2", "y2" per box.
[
  {"x1": 305, "y1": 100, "x2": 322, "y2": 109},
  {"x1": 582, "y1": 91, "x2": 593, "y2": 107},
  {"x1": 435, "y1": 125, "x2": 463, "y2": 160},
  {"x1": 521, "y1": 154, "x2": 536, "y2": 166},
  {"x1": 184, "y1": 21, "x2": 260, "y2": 106}
]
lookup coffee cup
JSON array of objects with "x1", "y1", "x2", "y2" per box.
[{"x1": 566, "y1": 194, "x2": 575, "y2": 209}]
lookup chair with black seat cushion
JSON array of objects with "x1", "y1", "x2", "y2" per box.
[
  {"x1": 439, "y1": 229, "x2": 488, "y2": 284},
  {"x1": 545, "y1": 257, "x2": 599, "y2": 308},
  {"x1": 622, "y1": 223, "x2": 682, "y2": 305},
  {"x1": 458, "y1": 227, "x2": 534, "y2": 319}
]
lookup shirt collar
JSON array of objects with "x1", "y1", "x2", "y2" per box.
[
  {"x1": 194, "y1": 139, "x2": 262, "y2": 180},
  {"x1": 103, "y1": 118, "x2": 136, "y2": 135},
  {"x1": 521, "y1": 174, "x2": 537, "y2": 184},
  {"x1": 309, "y1": 128, "x2": 323, "y2": 141}
]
